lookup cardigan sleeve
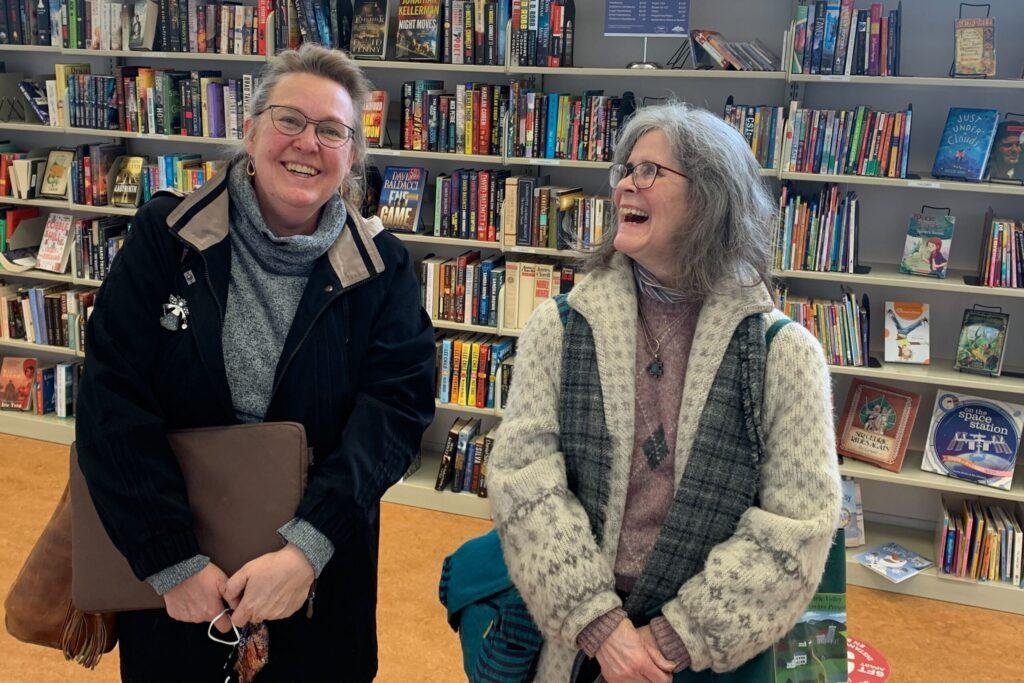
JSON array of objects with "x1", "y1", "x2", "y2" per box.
[
  {"x1": 659, "y1": 318, "x2": 842, "y2": 673},
  {"x1": 487, "y1": 299, "x2": 622, "y2": 647}
]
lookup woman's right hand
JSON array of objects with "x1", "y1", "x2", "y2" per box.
[
  {"x1": 596, "y1": 619, "x2": 675, "y2": 683},
  {"x1": 163, "y1": 563, "x2": 232, "y2": 633}
]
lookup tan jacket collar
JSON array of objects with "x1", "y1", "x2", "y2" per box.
[{"x1": 164, "y1": 171, "x2": 386, "y2": 288}]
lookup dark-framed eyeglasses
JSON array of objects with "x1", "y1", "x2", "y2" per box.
[
  {"x1": 609, "y1": 161, "x2": 688, "y2": 190},
  {"x1": 257, "y1": 104, "x2": 355, "y2": 149}
]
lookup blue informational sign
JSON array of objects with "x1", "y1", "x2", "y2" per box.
[{"x1": 604, "y1": 0, "x2": 690, "y2": 37}]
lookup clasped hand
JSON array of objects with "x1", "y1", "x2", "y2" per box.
[
  {"x1": 596, "y1": 620, "x2": 676, "y2": 683},
  {"x1": 163, "y1": 544, "x2": 314, "y2": 633}
]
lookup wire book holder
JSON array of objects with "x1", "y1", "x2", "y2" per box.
[{"x1": 949, "y1": 3, "x2": 993, "y2": 79}]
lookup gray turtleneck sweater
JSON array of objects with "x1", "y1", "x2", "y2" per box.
[{"x1": 145, "y1": 161, "x2": 346, "y2": 594}]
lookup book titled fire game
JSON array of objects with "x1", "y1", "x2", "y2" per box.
[{"x1": 837, "y1": 378, "x2": 920, "y2": 472}]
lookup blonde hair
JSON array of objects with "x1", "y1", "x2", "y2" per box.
[{"x1": 236, "y1": 43, "x2": 372, "y2": 206}]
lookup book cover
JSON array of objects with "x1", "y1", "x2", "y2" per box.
[
  {"x1": 922, "y1": 390, "x2": 1023, "y2": 491},
  {"x1": 854, "y1": 542, "x2": 933, "y2": 583},
  {"x1": 954, "y1": 307, "x2": 1009, "y2": 376},
  {"x1": 836, "y1": 378, "x2": 920, "y2": 472},
  {"x1": 840, "y1": 478, "x2": 865, "y2": 548},
  {"x1": 395, "y1": 0, "x2": 442, "y2": 61},
  {"x1": 0, "y1": 356, "x2": 37, "y2": 411},
  {"x1": 884, "y1": 301, "x2": 929, "y2": 364},
  {"x1": 110, "y1": 155, "x2": 145, "y2": 207},
  {"x1": 350, "y1": 0, "x2": 387, "y2": 59},
  {"x1": 899, "y1": 212, "x2": 954, "y2": 278},
  {"x1": 931, "y1": 108, "x2": 999, "y2": 181},
  {"x1": 35, "y1": 213, "x2": 75, "y2": 273},
  {"x1": 377, "y1": 166, "x2": 428, "y2": 233},
  {"x1": 989, "y1": 119, "x2": 1023, "y2": 182},
  {"x1": 38, "y1": 149, "x2": 75, "y2": 199},
  {"x1": 362, "y1": 90, "x2": 388, "y2": 147},
  {"x1": 954, "y1": 16, "x2": 995, "y2": 76}
]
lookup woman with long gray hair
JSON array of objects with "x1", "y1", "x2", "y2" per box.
[{"x1": 488, "y1": 102, "x2": 841, "y2": 682}]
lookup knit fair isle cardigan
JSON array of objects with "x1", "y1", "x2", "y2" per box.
[{"x1": 488, "y1": 253, "x2": 842, "y2": 679}]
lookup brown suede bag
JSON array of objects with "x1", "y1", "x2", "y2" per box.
[{"x1": 4, "y1": 422, "x2": 309, "y2": 668}]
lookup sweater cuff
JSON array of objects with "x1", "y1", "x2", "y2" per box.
[
  {"x1": 651, "y1": 616, "x2": 692, "y2": 671},
  {"x1": 576, "y1": 607, "x2": 627, "y2": 658},
  {"x1": 145, "y1": 554, "x2": 210, "y2": 595},
  {"x1": 278, "y1": 518, "x2": 335, "y2": 577}
]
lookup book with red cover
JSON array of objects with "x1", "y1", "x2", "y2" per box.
[{"x1": 837, "y1": 378, "x2": 920, "y2": 472}]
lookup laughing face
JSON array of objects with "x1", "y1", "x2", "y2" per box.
[
  {"x1": 612, "y1": 129, "x2": 691, "y2": 285},
  {"x1": 244, "y1": 72, "x2": 356, "y2": 236}
]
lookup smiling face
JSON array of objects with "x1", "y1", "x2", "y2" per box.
[
  {"x1": 244, "y1": 72, "x2": 356, "y2": 235},
  {"x1": 612, "y1": 129, "x2": 691, "y2": 285}
]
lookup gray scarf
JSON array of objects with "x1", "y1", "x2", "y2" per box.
[{"x1": 222, "y1": 160, "x2": 347, "y2": 422}]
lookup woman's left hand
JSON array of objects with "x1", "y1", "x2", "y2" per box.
[{"x1": 223, "y1": 544, "x2": 314, "y2": 628}]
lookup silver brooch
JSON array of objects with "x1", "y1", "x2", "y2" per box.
[{"x1": 160, "y1": 294, "x2": 190, "y2": 331}]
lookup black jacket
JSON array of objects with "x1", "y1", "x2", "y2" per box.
[{"x1": 76, "y1": 170, "x2": 436, "y2": 679}]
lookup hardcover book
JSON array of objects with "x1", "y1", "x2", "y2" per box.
[
  {"x1": 932, "y1": 108, "x2": 999, "y2": 181},
  {"x1": 350, "y1": 0, "x2": 388, "y2": 59},
  {"x1": 989, "y1": 119, "x2": 1024, "y2": 182},
  {"x1": 35, "y1": 213, "x2": 75, "y2": 273},
  {"x1": 0, "y1": 357, "x2": 37, "y2": 411},
  {"x1": 377, "y1": 166, "x2": 428, "y2": 233},
  {"x1": 38, "y1": 149, "x2": 75, "y2": 199},
  {"x1": 837, "y1": 378, "x2": 920, "y2": 472},
  {"x1": 395, "y1": 0, "x2": 442, "y2": 61},
  {"x1": 884, "y1": 301, "x2": 929, "y2": 364},
  {"x1": 362, "y1": 90, "x2": 388, "y2": 148},
  {"x1": 899, "y1": 212, "x2": 954, "y2": 278},
  {"x1": 854, "y1": 542, "x2": 933, "y2": 583},
  {"x1": 922, "y1": 390, "x2": 1023, "y2": 491},
  {"x1": 954, "y1": 307, "x2": 1009, "y2": 376},
  {"x1": 954, "y1": 16, "x2": 995, "y2": 77},
  {"x1": 110, "y1": 155, "x2": 145, "y2": 207}
]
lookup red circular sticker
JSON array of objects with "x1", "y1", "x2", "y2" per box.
[{"x1": 847, "y1": 637, "x2": 891, "y2": 682}]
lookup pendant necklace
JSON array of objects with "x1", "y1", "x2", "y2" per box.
[{"x1": 637, "y1": 305, "x2": 686, "y2": 379}]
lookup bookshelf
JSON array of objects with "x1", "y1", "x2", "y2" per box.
[{"x1": 3, "y1": 0, "x2": 1024, "y2": 613}]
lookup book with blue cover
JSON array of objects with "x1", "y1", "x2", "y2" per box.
[
  {"x1": 854, "y1": 542, "x2": 933, "y2": 583},
  {"x1": 377, "y1": 166, "x2": 428, "y2": 232},
  {"x1": 932, "y1": 108, "x2": 1000, "y2": 181}
]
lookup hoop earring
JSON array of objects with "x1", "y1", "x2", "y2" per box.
[{"x1": 246, "y1": 157, "x2": 256, "y2": 176}]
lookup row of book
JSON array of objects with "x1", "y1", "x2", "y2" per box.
[
  {"x1": 420, "y1": 250, "x2": 506, "y2": 328},
  {"x1": 689, "y1": 30, "x2": 781, "y2": 72},
  {"x1": 723, "y1": 100, "x2": 787, "y2": 170},
  {"x1": 433, "y1": 416, "x2": 496, "y2": 497},
  {"x1": 434, "y1": 331, "x2": 514, "y2": 410},
  {"x1": 0, "y1": 356, "x2": 81, "y2": 418},
  {"x1": 938, "y1": 496, "x2": 1024, "y2": 586},
  {"x1": 0, "y1": 279, "x2": 98, "y2": 350},
  {"x1": 774, "y1": 183, "x2": 860, "y2": 273},
  {"x1": 776, "y1": 288, "x2": 869, "y2": 367},
  {"x1": 791, "y1": 1, "x2": 902, "y2": 77},
  {"x1": 783, "y1": 103, "x2": 911, "y2": 179},
  {"x1": 976, "y1": 212, "x2": 1024, "y2": 290},
  {"x1": 399, "y1": 80, "x2": 508, "y2": 156}
]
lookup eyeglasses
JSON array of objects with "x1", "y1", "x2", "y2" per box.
[
  {"x1": 609, "y1": 161, "x2": 687, "y2": 190},
  {"x1": 258, "y1": 104, "x2": 355, "y2": 149}
]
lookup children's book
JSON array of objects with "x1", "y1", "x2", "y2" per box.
[
  {"x1": 377, "y1": 166, "x2": 428, "y2": 233},
  {"x1": 0, "y1": 356, "x2": 37, "y2": 411},
  {"x1": 837, "y1": 378, "x2": 920, "y2": 472},
  {"x1": 932, "y1": 108, "x2": 999, "y2": 181},
  {"x1": 884, "y1": 301, "x2": 929, "y2": 364},
  {"x1": 854, "y1": 542, "x2": 933, "y2": 583},
  {"x1": 954, "y1": 307, "x2": 1009, "y2": 376},
  {"x1": 350, "y1": 0, "x2": 388, "y2": 59},
  {"x1": 989, "y1": 119, "x2": 1024, "y2": 183},
  {"x1": 841, "y1": 478, "x2": 865, "y2": 548},
  {"x1": 953, "y1": 17, "x2": 995, "y2": 77},
  {"x1": 899, "y1": 212, "x2": 954, "y2": 278},
  {"x1": 922, "y1": 390, "x2": 1024, "y2": 491}
]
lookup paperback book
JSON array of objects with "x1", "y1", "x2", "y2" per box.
[
  {"x1": 854, "y1": 542, "x2": 933, "y2": 583},
  {"x1": 362, "y1": 91, "x2": 388, "y2": 148},
  {"x1": 954, "y1": 307, "x2": 1009, "y2": 376},
  {"x1": 0, "y1": 357, "x2": 37, "y2": 411},
  {"x1": 350, "y1": 0, "x2": 388, "y2": 59},
  {"x1": 922, "y1": 390, "x2": 1023, "y2": 491},
  {"x1": 836, "y1": 378, "x2": 920, "y2": 472},
  {"x1": 35, "y1": 213, "x2": 75, "y2": 273},
  {"x1": 953, "y1": 16, "x2": 995, "y2": 77},
  {"x1": 377, "y1": 166, "x2": 428, "y2": 233},
  {"x1": 840, "y1": 478, "x2": 865, "y2": 548},
  {"x1": 899, "y1": 212, "x2": 954, "y2": 278},
  {"x1": 932, "y1": 108, "x2": 1000, "y2": 181},
  {"x1": 884, "y1": 301, "x2": 929, "y2": 364},
  {"x1": 989, "y1": 119, "x2": 1024, "y2": 183}
]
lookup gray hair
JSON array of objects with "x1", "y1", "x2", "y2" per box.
[
  {"x1": 233, "y1": 43, "x2": 372, "y2": 206},
  {"x1": 586, "y1": 101, "x2": 776, "y2": 298}
]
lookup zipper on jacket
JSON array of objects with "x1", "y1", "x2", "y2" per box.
[{"x1": 306, "y1": 579, "x2": 317, "y2": 618}]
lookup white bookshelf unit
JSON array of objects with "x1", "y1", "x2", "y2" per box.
[{"x1": 3, "y1": 0, "x2": 1024, "y2": 614}]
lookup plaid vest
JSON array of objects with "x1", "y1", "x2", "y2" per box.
[{"x1": 557, "y1": 298, "x2": 769, "y2": 622}]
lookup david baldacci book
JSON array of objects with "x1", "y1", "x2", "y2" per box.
[
  {"x1": 932, "y1": 108, "x2": 1000, "y2": 181},
  {"x1": 884, "y1": 301, "x2": 929, "y2": 364},
  {"x1": 899, "y1": 212, "x2": 954, "y2": 278},
  {"x1": 922, "y1": 390, "x2": 1023, "y2": 491},
  {"x1": 954, "y1": 306, "x2": 1009, "y2": 376},
  {"x1": 854, "y1": 542, "x2": 933, "y2": 583},
  {"x1": 351, "y1": 0, "x2": 388, "y2": 59},
  {"x1": 836, "y1": 378, "x2": 920, "y2": 473},
  {"x1": 954, "y1": 16, "x2": 995, "y2": 77},
  {"x1": 377, "y1": 166, "x2": 428, "y2": 232}
]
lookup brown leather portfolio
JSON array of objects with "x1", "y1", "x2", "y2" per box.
[{"x1": 70, "y1": 422, "x2": 309, "y2": 613}]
